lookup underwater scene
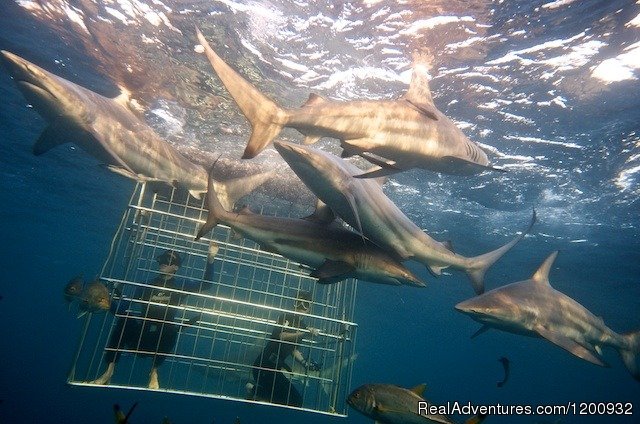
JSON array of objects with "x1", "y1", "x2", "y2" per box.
[{"x1": 0, "y1": 0, "x2": 639, "y2": 423}]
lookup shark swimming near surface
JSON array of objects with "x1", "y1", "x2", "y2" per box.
[
  {"x1": 0, "y1": 50, "x2": 272, "y2": 207},
  {"x1": 195, "y1": 28, "x2": 502, "y2": 178},
  {"x1": 274, "y1": 141, "x2": 534, "y2": 294},
  {"x1": 455, "y1": 251, "x2": 640, "y2": 381},
  {"x1": 195, "y1": 164, "x2": 426, "y2": 287}
]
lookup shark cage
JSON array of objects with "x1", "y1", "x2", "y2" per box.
[{"x1": 67, "y1": 182, "x2": 359, "y2": 417}]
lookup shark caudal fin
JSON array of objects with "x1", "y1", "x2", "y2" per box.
[
  {"x1": 619, "y1": 330, "x2": 640, "y2": 381},
  {"x1": 195, "y1": 27, "x2": 287, "y2": 159},
  {"x1": 466, "y1": 210, "x2": 536, "y2": 294},
  {"x1": 195, "y1": 162, "x2": 230, "y2": 241},
  {"x1": 213, "y1": 170, "x2": 274, "y2": 211}
]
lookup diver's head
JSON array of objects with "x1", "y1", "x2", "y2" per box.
[{"x1": 294, "y1": 290, "x2": 312, "y2": 313}]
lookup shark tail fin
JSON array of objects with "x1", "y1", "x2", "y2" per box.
[
  {"x1": 214, "y1": 170, "x2": 274, "y2": 210},
  {"x1": 464, "y1": 413, "x2": 488, "y2": 424},
  {"x1": 465, "y1": 210, "x2": 536, "y2": 294},
  {"x1": 195, "y1": 27, "x2": 288, "y2": 159},
  {"x1": 619, "y1": 330, "x2": 640, "y2": 381},
  {"x1": 195, "y1": 161, "x2": 228, "y2": 241}
]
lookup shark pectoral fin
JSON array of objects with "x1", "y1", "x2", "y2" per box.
[
  {"x1": 106, "y1": 165, "x2": 144, "y2": 181},
  {"x1": 426, "y1": 263, "x2": 446, "y2": 277},
  {"x1": 359, "y1": 152, "x2": 400, "y2": 170},
  {"x1": 303, "y1": 198, "x2": 336, "y2": 224},
  {"x1": 470, "y1": 325, "x2": 491, "y2": 339},
  {"x1": 33, "y1": 121, "x2": 74, "y2": 155},
  {"x1": 535, "y1": 325, "x2": 607, "y2": 367},
  {"x1": 310, "y1": 260, "x2": 355, "y2": 283},
  {"x1": 353, "y1": 166, "x2": 401, "y2": 179},
  {"x1": 303, "y1": 135, "x2": 322, "y2": 145},
  {"x1": 442, "y1": 156, "x2": 498, "y2": 174},
  {"x1": 188, "y1": 189, "x2": 205, "y2": 200}
]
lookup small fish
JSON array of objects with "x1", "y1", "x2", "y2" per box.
[
  {"x1": 77, "y1": 279, "x2": 111, "y2": 317},
  {"x1": 497, "y1": 357, "x2": 510, "y2": 388},
  {"x1": 204, "y1": 241, "x2": 219, "y2": 281},
  {"x1": 63, "y1": 275, "x2": 84, "y2": 304},
  {"x1": 114, "y1": 402, "x2": 138, "y2": 424},
  {"x1": 348, "y1": 383, "x2": 486, "y2": 424}
]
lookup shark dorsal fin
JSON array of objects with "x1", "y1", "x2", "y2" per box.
[
  {"x1": 410, "y1": 383, "x2": 427, "y2": 396},
  {"x1": 405, "y1": 64, "x2": 434, "y2": 105},
  {"x1": 114, "y1": 85, "x2": 132, "y2": 108},
  {"x1": 302, "y1": 93, "x2": 327, "y2": 107},
  {"x1": 531, "y1": 251, "x2": 559, "y2": 285}
]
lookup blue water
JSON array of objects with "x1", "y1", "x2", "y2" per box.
[{"x1": 1, "y1": 1, "x2": 639, "y2": 423}]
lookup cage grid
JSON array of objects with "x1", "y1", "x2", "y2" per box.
[{"x1": 67, "y1": 182, "x2": 358, "y2": 416}]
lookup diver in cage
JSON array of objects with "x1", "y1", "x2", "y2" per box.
[
  {"x1": 88, "y1": 250, "x2": 211, "y2": 389},
  {"x1": 248, "y1": 290, "x2": 322, "y2": 407}
]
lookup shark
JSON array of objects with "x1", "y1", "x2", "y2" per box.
[
  {"x1": 0, "y1": 50, "x2": 272, "y2": 207},
  {"x1": 455, "y1": 251, "x2": 640, "y2": 381},
  {"x1": 273, "y1": 141, "x2": 534, "y2": 294},
  {"x1": 195, "y1": 28, "x2": 501, "y2": 178},
  {"x1": 195, "y1": 164, "x2": 426, "y2": 287}
]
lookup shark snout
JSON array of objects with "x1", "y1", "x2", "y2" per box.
[
  {"x1": 1, "y1": 50, "x2": 39, "y2": 84},
  {"x1": 274, "y1": 140, "x2": 305, "y2": 160},
  {"x1": 454, "y1": 299, "x2": 476, "y2": 314}
]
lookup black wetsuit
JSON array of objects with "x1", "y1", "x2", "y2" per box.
[
  {"x1": 252, "y1": 312, "x2": 307, "y2": 406},
  {"x1": 105, "y1": 275, "x2": 209, "y2": 367}
]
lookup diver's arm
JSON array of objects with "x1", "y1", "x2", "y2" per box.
[{"x1": 279, "y1": 329, "x2": 305, "y2": 342}]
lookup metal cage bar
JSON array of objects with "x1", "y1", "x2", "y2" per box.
[{"x1": 67, "y1": 183, "x2": 358, "y2": 417}]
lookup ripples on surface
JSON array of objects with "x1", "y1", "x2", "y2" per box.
[{"x1": 5, "y1": 0, "x2": 640, "y2": 234}]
